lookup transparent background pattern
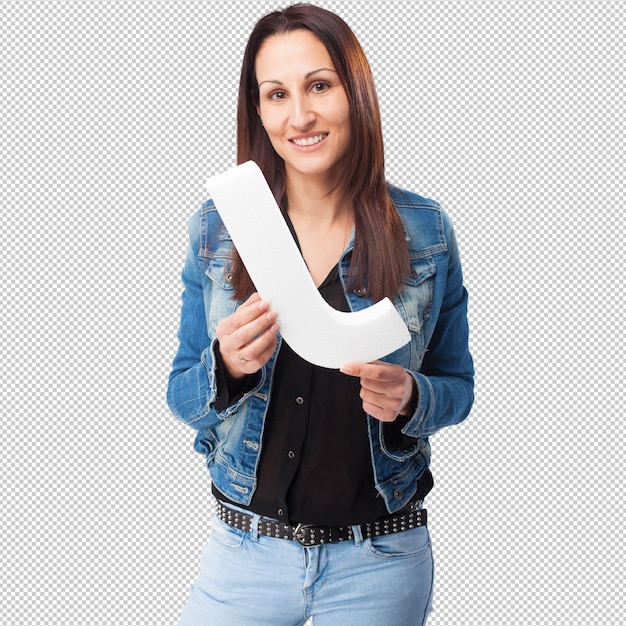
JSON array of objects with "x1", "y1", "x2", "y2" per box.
[{"x1": 2, "y1": 1, "x2": 623, "y2": 624}]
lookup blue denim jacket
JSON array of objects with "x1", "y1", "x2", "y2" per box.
[{"x1": 167, "y1": 185, "x2": 474, "y2": 514}]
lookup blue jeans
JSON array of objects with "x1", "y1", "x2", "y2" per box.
[{"x1": 177, "y1": 511, "x2": 434, "y2": 625}]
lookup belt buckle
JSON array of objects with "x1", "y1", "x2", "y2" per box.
[{"x1": 293, "y1": 523, "x2": 314, "y2": 546}]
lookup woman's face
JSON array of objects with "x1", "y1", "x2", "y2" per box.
[{"x1": 255, "y1": 29, "x2": 351, "y2": 186}]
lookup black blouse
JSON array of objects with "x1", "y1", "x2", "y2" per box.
[{"x1": 213, "y1": 222, "x2": 432, "y2": 526}]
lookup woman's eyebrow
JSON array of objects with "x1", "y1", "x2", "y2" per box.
[
  {"x1": 304, "y1": 67, "x2": 337, "y2": 79},
  {"x1": 258, "y1": 67, "x2": 338, "y2": 88},
  {"x1": 258, "y1": 79, "x2": 283, "y2": 87}
]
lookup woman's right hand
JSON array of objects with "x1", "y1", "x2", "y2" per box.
[{"x1": 216, "y1": 292, "x2": 279, "y2": 379}]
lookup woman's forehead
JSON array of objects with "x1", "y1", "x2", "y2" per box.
[{"x1": 255, "y1": 30, "x2": 335, "y2": 79}]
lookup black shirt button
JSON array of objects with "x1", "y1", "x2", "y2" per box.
[
  {"x1": 288, "y1": 450, "x2": 295, "y2": 459},
  {"x1": 393, "y1": 488, "x2": 403, "y2": 501},
  {"x1": 278, "y1": 508, "x2": 284, "y2": 517},
  {"x1": 295, "y1": 396, "x2": 304, "y2": 405}
]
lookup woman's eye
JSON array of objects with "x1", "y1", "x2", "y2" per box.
[
  {"x1": 268, "y1": 90, "x2": 287, "y2": 101},
  {"x1": 312, "y1": 81, "x2": 330, "y2": 93}
]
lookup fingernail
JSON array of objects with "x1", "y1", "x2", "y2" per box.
[{"x1": 340, "y1": 366, "x2": 353, "y2": 375}]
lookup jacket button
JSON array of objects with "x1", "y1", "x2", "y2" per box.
[
  {"x1": 353, "y1": 286, "x2": 367, "y2": 297},
  {"x1": 393, "y1": 488, "x2": 403, "y2": 501}
]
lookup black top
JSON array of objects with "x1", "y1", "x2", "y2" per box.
[{"x1": 213, "y1": 222, "x2": 432, "y2": 526}]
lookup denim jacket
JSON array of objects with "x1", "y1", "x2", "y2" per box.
[{"x1": 167, "y1": 185, "x2": 474, "y2": 514}]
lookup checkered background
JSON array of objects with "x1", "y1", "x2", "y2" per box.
[{"x1": 2, "y1": 1, "x2": 623, "y2": 624}]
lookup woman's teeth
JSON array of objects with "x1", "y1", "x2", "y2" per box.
[{"x1": 292, "y1": 134, "x2": 326, "y2": 146}]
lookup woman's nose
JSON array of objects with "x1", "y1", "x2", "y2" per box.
[{"x1": 290, "y1": 95, "x2": 315, "y2": 129}]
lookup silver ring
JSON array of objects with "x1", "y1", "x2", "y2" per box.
[{"x1": 237, "y1": 350, "x2": 251, "y2": 363}]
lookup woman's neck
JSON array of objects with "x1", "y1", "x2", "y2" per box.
[
  {"x1": 285, "y1": 172, "x2": 352, "y2": 227},
  {"x1": 283, "y1": 171, "x2": 354, "y2": 286}
]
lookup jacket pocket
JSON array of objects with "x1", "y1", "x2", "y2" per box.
[
  {"x1": 204, "y1": 257, "x2": 238, "y2": 332},
  {"x1": 397, "y1": 257, "x2": 437, "y2": 333},
  {"x1": 389, "y1": 257, "x2": 436, "y2": 371}
]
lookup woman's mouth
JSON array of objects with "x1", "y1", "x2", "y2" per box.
[{"x1": 291, "y1": 133, "x2": 328, "y2": 146}]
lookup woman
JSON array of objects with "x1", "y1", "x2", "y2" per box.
[{"x1": 167, "y1": 4, "x2": 474, "y2": 625}]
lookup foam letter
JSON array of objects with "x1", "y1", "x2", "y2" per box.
[{"x1": 206, "y1": 161, "x2": 410, "y2": 368}]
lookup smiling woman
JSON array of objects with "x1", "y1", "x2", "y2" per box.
[
  {"x1": 255, "y1": 30, "x2": 352, "y2": 189},
  {"x1": 167, "y1": 4, "x2": 474, "y2": 625}
]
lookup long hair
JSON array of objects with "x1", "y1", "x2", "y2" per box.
[{"x1": 232, "y1": 3, "x2": 409, "y2": 302}]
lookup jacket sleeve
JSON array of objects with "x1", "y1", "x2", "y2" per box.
[
  {"x1": 166, "y1": 212, "x2": 227, "y2": 430},
  {"x1": 402, "y1": 219, "x2": 475, "y2": 439}
]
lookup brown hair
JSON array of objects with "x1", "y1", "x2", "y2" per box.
[{"x1": 232, "y1": 3, "x2": 409, "y2": 301}]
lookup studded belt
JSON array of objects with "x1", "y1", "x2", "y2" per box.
[{"x1": 215, "y1": 501, "x2": 427, "y2": 548}]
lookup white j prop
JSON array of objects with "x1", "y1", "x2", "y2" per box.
[{"x1": 206, "y1": 161, "x2": 410, "y2": 369}]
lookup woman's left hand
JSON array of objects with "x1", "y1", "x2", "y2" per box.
[{"x1": 340, "y1": 361, "x2": 416, "y2": 422}]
